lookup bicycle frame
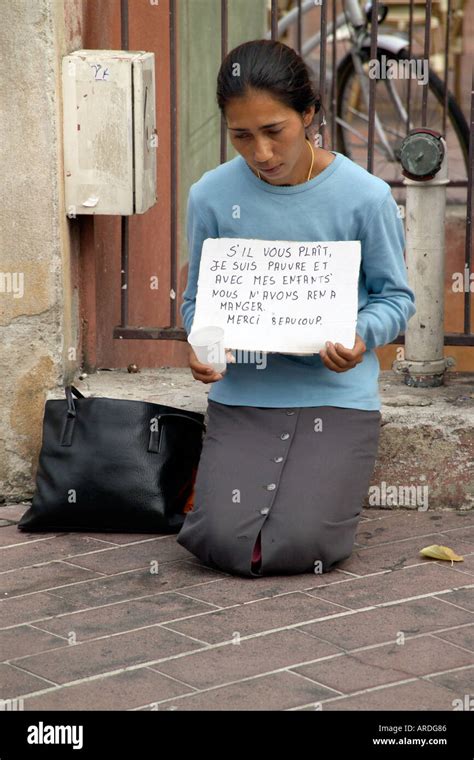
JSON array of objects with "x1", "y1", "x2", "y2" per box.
[
  {"x1": 267, "y1": 0, "x2": 407, "y2": 56},
  {"x1": 265, "y1": 0, "x2": 414, "y2": 160}
]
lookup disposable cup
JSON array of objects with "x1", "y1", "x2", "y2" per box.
[{"x1": 187, "y1": 326, "x2": 227, "y2": 373}]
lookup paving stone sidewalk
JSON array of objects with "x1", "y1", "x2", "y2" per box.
[{"x1": 0, "y1": 503, "x2": 472, "y2": 711}]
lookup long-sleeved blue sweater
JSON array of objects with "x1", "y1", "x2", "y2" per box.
[{"x1": 180, "y1": 151, "x2": 416, "y2": 411}]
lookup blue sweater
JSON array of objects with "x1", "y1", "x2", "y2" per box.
[{"x1": 181, "y1": 151, "x2": 416, "y2": 411}]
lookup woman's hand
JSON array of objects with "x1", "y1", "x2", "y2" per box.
[
  {"x1": 188, "y1": 345, "x2": 235, "y2": 384},
  {"x1": 319, "y1": 333, "x2": 366, "y2": 373}
]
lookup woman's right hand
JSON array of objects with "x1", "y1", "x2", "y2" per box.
[{"x1": 188, "y1": 345, "x2": 233, "y2": 384}]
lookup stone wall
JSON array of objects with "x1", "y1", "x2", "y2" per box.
[{"x1": 0, "y1": 0, "x2": 82, "y2": 501}]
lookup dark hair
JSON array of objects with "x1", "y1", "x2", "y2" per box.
[{"x1": 216, "y1": 39, "x2": 323, "y2": 142}]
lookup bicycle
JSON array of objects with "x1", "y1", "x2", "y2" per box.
[{"x1": 267, "y1": 0, "x2": 470, "y2": 203}]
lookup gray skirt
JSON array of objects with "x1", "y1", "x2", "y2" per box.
[{"x1": 176, "y1": 400, "x2": 382, "y2": 578}]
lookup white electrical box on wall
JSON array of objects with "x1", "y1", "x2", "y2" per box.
[{"x1": 62, "y1": 50, "x2": 157, "y2": 216}]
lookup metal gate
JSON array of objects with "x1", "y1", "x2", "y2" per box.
[{"x1": 109, "y1": 0, "x2": 473, "y2": 357}]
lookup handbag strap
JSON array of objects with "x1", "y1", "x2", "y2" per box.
[
  {"x1": 65, "y1": 385, "x2": 85, "y2": 414},
  {"x1": 61, "y1": 385, "x2": 85, "y2": 446},
  {"x1": 60, "y1": 389, "x2": 205, "y2": 451},
  {"x1": 70, "y1": 385, "x2": 85, "y2": 398},
  {"x1": 148, "y1": 412, "x2": 206, "y2": 454}
]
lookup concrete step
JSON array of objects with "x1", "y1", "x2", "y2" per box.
[
  {"x1": 58, "y1": 367, "x2": 473, "y2": 512},
  {"x1": 3, "y1": 367, "x2": 472, "y2": 508}
]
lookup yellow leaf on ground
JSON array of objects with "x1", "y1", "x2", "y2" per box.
[{"x1": 420, "y1": 544, "x2": 464, "y2": 565}]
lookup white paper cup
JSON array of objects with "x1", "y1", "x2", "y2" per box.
[{"x1": 187, "y1": 326, "x2": 227, "y2": 373}]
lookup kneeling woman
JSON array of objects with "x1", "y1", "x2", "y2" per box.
[{"x1": 177, "y1": 39, "x2": 416, "y2": 578}]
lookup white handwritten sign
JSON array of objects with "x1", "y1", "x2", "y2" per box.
[{"x1": 191, "y1": 238, "x2": 361, "y2": 354}]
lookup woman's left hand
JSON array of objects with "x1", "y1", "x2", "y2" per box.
[{"x1": 319, "y1": 333, "x2": 366, "y2": 373}]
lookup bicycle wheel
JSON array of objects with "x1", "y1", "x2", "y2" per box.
[{"x1": 335, "y1": 47, "x2": 469, "y2": 204}]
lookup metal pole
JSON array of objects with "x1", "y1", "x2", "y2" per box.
[{"x1": 394, "y1": 137, "x2": 455, "y2": 386}]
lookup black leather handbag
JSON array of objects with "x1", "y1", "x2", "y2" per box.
[{"x1": 17, "y1": 385, "x2": 206, "y2": 534}]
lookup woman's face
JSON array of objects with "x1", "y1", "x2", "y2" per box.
[{"x1": 224, "y1": 88, "x2": 316, "y2": 185}]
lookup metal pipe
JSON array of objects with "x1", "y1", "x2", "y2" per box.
[
  {"x1": 330, "y1": 0, "x2": 336, "y2": 149},
  {"x1": 395, "y1": 137, "x2": 455, "y2": 386},
  {"x1": 296, "y1": 0, "x2": 302, "y2": 54},
  {"x1": 120, "y1": 0, "x2": 129, "y2": 328},
  {"x1": 271, "y1": 0, "x2": 278, "y2": 40},
  {"x1": 464, "y1": 73, "x2": 473, "y2": 334},
  {"x1": 319, "y1": 0, "x2": 327, "y2": 147},
  {"x1": 367, "y1": 0, "x2": 379, "y2": 174},
  {"x1": 169, "y1": 0, "x2": 177, "y2": 326},
  {"x1": 406, "y1": 0, "x2": 414, "y2": 136},
  {"x1": 220, "y1": 0, "x2": 228, "y2": 166},
  {"x1": 421, "y1": 0, "x2": 432, "y2": 128}
]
